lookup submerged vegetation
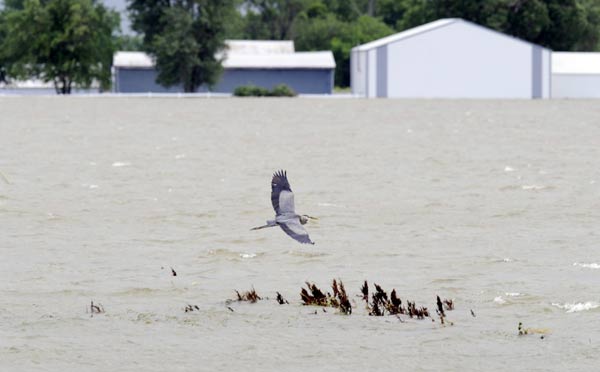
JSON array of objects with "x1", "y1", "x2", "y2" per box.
[
  {"x1": 276, "y1": 292, "x2": 289, "y2": 305},
  {"x1": 301, "y1": 279, "x2": 351, "y2": 314},
  {"x1": 185, "y1": 304, "x2": 200, "y2": 313},
  {"x1": 88, "y1": 301, "x2": 105, "y2": 317},
  {"x1": 221, "y1": 278, "x2": 454, "y2": 322},
  {"x1": 219, "y1": 278, "x2": 456, "y2": 323},
  {"x1": 83, "y1": 266, "x2": 551, "y2": 339},
  {"x1": 235, "y1": 288, "x2": 262, "y2": 303},
  {"x1": 361, "y1": 281, "x2": 431, "y2": 319},
  {"x1": 518, "y1": 322, "x2": 550, "y2": 338}
]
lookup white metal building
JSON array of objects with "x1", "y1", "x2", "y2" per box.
[
  {"x1": 113, "y1": 40, "x2": 336, "y2": 94},
  {"x1": 552, "y1": 52, "x2": 600, "y2": 98},
  {"x1": 351, "y1": 18, "x2": 551, "y2": 99}
]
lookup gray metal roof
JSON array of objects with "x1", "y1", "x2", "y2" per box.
[
  {"x1": 352, "y1": 18, "x2": 550, "y2": 52},
  {"x1": 113, "y1": 40, "x2": 335, "y2": 69}
]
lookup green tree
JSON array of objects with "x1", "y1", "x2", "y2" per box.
[
  {"x1": 500, "y1": 0, "x2": 600, "y2": 50},
  {"x1": 242, "y1": 0, "x2": 311, "y2": 39},
  {"x1": 320, "y1": 0, "x2": 364, "y2": 21},
  {"x1": 393, "y1": 0, "x2": 600, "y2": 51},
  {"x1": 294, "y1": 14, "x2": 393, "y2": 86},
  {"x1": 399, "y1": 0, "x2": 507, "y2": 31},
  {"x1": 576, "y1": 0, "x2": 600, "y2": 50},
  {"x1": 129, "y1": 0, "x2": 235, "y2": 92},
  {"x1": 128, "y1": 0, "x2": 171, "y2": 48},
  {"x1": 503, "y1": 0, "x2": 550, "y2": 42},
  {"x1": 0, "y1": 11, "x2": 7, "y2": 84},
  {"x1": 537, "y1": 0, "x2": 597, "y2": 50},
  {"x1": 2, "y1": 0, "x2": 119, "y2": 93},
  {"x1": 116, "y1": 34, "x2": 144, "y2": 51}
]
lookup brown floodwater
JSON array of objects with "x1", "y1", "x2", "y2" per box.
[{"x1": 1, "y1": 97, "x2": 599, "y2": 371}]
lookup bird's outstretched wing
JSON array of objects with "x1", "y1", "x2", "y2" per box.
[
  {"x1": 271, "y1": 170, "x2": 295, "y2": 215},
  {"x1": 279, "y1": 220, "x2": 314, "y2": 245}
]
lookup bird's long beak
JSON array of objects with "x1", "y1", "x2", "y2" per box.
[
  {"x1": 251, "y1": 225, "x2": 269, "y2": 231},
  {"x1": 306, "y1": 215, "x2": 319, "y2": 220}
]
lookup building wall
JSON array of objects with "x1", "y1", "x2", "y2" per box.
[
  {"x1": 218, "y1": 69, "x2": 333, "y2": 94},
  {"x1": 115, "y1": 68, "x2": 334, "y2": 94},
  {"x1": 386, "y1": 22, "x2": 536, "y2": 98},
  {"x1": 552, "y1": 74, "x2": 600, "y2": 98},
  {"x1": 541, "y1": 48, "x2": 552, "y2": 98},
  {"x1": 367, "y1": 49, "x2": 377, "y2": 98},
  {"x1": 350, "y1": 50, "x2": 367, "y2": 96},
  {"x1": 352, "y1": 20, "x2": 551, "y2": 99},
  {"x1": 114, "y1": 68, "x2": 183, "y2": 93}
]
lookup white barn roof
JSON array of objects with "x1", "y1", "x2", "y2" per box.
[
  {"x1": 353, "y1": 18, "x2": 456, "y2": 52},
  {"x1": 553, "y1": 52, "x2": 600, "y2": 74},
  {"x1": 225, "y1": 40, "x2": 294, "y2": 54},
  {"x1": 223, "y1": 51, "x2": 335, "y2": 69},
  {"x1": 352, "y1": 18, "x2": 549, "y2": 52},
  {"x1": 113, "y1": 51, "x2": 154, "y2": 68},
  {"x1": 114, "y1": 40, "x2": 335, "y2": 70}
]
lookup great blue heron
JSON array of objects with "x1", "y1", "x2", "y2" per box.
[{"x1": 251, "y1": 170, "x2": 317, "y2": 244}]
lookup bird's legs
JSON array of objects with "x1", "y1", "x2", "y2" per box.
[
  {"x1": 251, "y1": 224, "x2": 271, "y2": 230},
  {"x1": 251, "y1": 220, "x2": 277, "y2": 231}
]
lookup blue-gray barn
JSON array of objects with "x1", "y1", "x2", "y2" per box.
[{"x1": 113, "y1": 40, "x2": 335, "y2": 94}]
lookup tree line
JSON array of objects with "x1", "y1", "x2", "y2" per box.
[{"x1": 1, "y1": 0, "x2": 599, "y2": 93}]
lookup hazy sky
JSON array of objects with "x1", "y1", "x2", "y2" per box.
[{"x1": 102, "y1": 0, "x2": 131, "y2": 34}]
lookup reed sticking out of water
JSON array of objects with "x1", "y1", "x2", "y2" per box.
[
  {"x1": 436, "y1": 296, "x2": 445, "y2": 318},
  {"x1": 185, "y1": 304, "x2": 200, "y2": 313},
  {"x1": 236, "y1": 288, "x2": 261, "y2": 303},
  {"x1": 300, "y1": 282, "x2": 328, "y2": 306},
  {"x1": 333, "y1": 279, "x2": 352, "y2": 315},
  {"x1": 361, "y1": 280, "x2": 369, "y2": 302},
  {"x1": 518, "y1": 322, "x2": 526, "y2": 335},
  {"x1": 362, "y1": 282, "x2": 429, "y2": 318},
  {"x1": 444, "y1": 299, "x2": 454, "y2": 311},
  {"x1": 276, "y1": 292, "x2": 289, "y2": 304},
  {"x1": 0, "y1": 170, "x2": 10, "y2": 184},
  {"x1": 518, "y1": 322, "x2": 549, "y2": 337},
  {"x1": 435, "y1": 295, "x2": 455, "y2": 324},
  {"x1": 90, "y1": 301, "x2": 104, "y2": 317},
  {"x1": 300, "y1": 279, "x2": 351, "y2": 314}
]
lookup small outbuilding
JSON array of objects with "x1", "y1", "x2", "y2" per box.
[
  {"x1": 113, "y1": 40, "x2": 336, "y2": 94},
  {"x1": 351, "y1": 18, "x2": 551, "y2": 99},
  {"x1": 551, "y1": 52, "x2": 600, "y2": 98}
]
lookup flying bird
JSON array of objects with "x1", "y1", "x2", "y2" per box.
[{"x1": 251, "y1": 170, "x2": 317, "y2": 244}]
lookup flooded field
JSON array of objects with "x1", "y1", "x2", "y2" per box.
[{"x1": 1, "y1": 97, "x2": 599, "y2": 371}]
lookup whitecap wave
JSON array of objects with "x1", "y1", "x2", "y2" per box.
[
  {"x1": 494, "y1": 296, "x2": 506, "y2": 304},
  {"x1": 112, "y1": 162, "x2": 131, "y2": 167},
  {"x1": 504, "y1": 166, "x2": 515, "y2": 172},
  {"x1": 573, "y1": 262, "x2": 600, "y2": 269},
  {"x1": 317, "y1": 202, "x2": 345, "y2": 208},
  {"x1": 552, "y1": 302, "x2": 600, "y2": 313},
  {"x1": 521, "y1": 184, "x2": 547, "y2": 191},
  {"x1": 505, "y1": 292, "x2": 522, "y2": 297},
  {"x1": 239, "y1": 253, "x2": 257, "y2": 259}
]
